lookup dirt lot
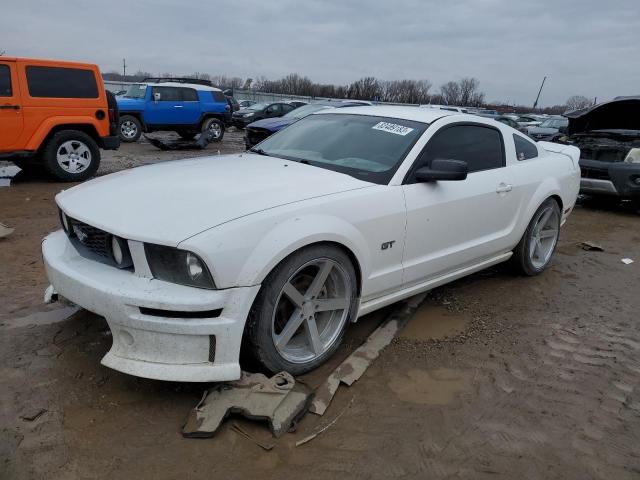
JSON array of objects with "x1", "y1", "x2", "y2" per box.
[{"x1": 1, "y1": 130, "x2": 639, "y2": 479}]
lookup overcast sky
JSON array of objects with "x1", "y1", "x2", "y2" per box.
[{"x1": 2, "y1": 0, "x2": 639, "y2": 106}]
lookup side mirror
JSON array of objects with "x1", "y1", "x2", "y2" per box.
[
  {"x1": 415, "y1": 159, "x2": 468, "y2": 182},
  {"x1": 153, "y1": 92, "x2": 161, "y2": 102}
]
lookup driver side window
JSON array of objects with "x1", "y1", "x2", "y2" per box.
[{"x1": 408, "y1": 124, "x2": 505, "y2": 182}]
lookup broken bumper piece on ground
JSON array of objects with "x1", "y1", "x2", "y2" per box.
[{"x1": 182, "y1": 371, "x2": 310, "y2": 438}]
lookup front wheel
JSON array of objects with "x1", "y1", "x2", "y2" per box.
[
  {"x1": 41, "y1": 130, "x2": 100, "y2": 182},
  {"x1": 201, "y1": 118, "x2": 224, "y2": 142},
  {"x1": 119, "y1": 115, "x2": 142, "y2": 142},
  {"x1": 243, "y1": 245, "x2": 358, "y2": 375},
  {"x1": 512, "y1": 198, "x2": 561, "y2": 276}
]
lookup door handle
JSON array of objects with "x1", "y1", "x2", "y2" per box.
[
  {"x1": 0, "y1": 104, "x2": 20, "y2": 110},
  {"x1": 496, "y1": 183, "x2": 513, "y2": 194}
]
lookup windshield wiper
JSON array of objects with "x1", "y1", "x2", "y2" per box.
[{"x1": 249, "y1": 148, "x2": 270, "y2": 156}]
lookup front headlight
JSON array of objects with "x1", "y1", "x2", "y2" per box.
[
  {"x1": 624, "y1": 148, "x2": 640, "y2": 164},
  {"x1": 145, "y1": 244, "x2": 215, "y2": 289}
]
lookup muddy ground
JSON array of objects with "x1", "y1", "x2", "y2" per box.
[{"x1": 1, "y1": 130, "x2": 639, "y2": 479}]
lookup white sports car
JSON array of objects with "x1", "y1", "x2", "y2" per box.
[{"x1": 42, "y1": 106, "x2": 580, "y2": 382}]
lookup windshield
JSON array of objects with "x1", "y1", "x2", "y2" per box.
[
  {"x1": 253, "y1": 113, "x2": 428, "y2": 184},
  {"x1": 123, "y1": 84, "x2": 147, "y2": 99},
  {"x1": 283, "y1": 104, "x2": 331, "y2": 119}
]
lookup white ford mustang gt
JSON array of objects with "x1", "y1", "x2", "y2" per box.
[{"x1": 42, "y1": 106, "x2": 580, "y2": 382}]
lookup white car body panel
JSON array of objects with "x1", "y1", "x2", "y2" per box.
[{"x1": 43, "y1": 106, "x2": 580, "y2": 382}]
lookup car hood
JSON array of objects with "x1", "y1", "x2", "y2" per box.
[
  {"x1": 116, "y1": 97, "x2": 145, "y2": 111},
  {"x1": 565, "y1": 97, "x2": 640, "y2": 135},
  {"x1": 56, "y1": 154, "x2": 373, "y2": 246},
  {"x1": 247, "y1": 116, "x2": 297, "y2": 131}
]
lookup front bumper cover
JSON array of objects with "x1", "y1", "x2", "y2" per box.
[
  {"x1": 42, "y1": 229, "x2": 260, "y2": 382},
  {"x1": 579, "y1": 159, "x2": 640, "y2": 198}
]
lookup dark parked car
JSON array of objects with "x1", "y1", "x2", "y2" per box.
[
  {"x1": 231, "y1": 102, "x2": 298, "y2": 129},
  {"x1": 552, "y1": 96, "x2": 640, "y2": 213},
  {"x1": 244, "y1": 100, "x2": 370, "y2": 149}
]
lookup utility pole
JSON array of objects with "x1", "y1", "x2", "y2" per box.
[
  {"x1": 533, "y1": 76, "x2": 547, "y2": 110},
  {"x1": 122, "y1": 58, "x2": 127, "y2": 80}
]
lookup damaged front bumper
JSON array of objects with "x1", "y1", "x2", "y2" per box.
[
  {"x1": 42, "y1": 230, "x2": 260, "y2": 382},
  {"x1": 579, "y1": 159, "x2": 640, "y2": 198}
]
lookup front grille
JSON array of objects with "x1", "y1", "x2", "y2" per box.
[
  {"x1": 68, "y1": 218, "x2": 112, "y2": 258},
  {"x1": 208, "y1": 335, "x2": 216, "y2": 363},
  {"x1": 581, "y1": 167, "x2": 610, "y2": 181}
]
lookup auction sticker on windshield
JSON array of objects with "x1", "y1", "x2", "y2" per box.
[{"x1": 372, "y1": 122, "x2": 414, "y2": 136}]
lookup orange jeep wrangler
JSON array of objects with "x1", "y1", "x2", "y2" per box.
[{"x1": 0, "y1": 57, "x2": 119, "y2": 181}]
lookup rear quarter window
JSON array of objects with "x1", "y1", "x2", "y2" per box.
[
  {"x1": 513, "y1": 134, "x2": 539, "y2": 160},
  {"x1": 26, "y1": 66, "x2": 99, "y2": 98},
  {"x1": 212, "y1": 90, "x2": 226, "y2": 102},
  {"x1": 0, "y1": 65, "x2": 12, "y2": 96}
]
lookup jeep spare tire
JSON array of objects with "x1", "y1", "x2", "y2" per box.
[
  {"x1": 119, "y1": 115, "x2": 142, "y2": 142},
  {"x1": 202, "y1": 118, "x2": 224, "y2": 142},
  {"x1": 42, "y1": 130, "x2": 100, "y2": 182}
]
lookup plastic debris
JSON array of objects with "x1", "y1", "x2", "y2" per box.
[
  {"x1": 144, "y1": 130, "x2": 217, "y2": 151},
  {"x1": 182, "y1": 371, "x2": 310, "y2": 438},
  {"x1": 579, "y1": 241, "x2": 604, "y2": 252},
  {"x1": 621, "y1": 258, "x2": 634, "y2": 265},
  {"x1": 0, "y1": 222, "x2": 14, "y2": 238}
]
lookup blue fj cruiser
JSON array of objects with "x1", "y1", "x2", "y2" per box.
[{"x1": 116, "y1": 78, "x2": 230, "y2": 142}]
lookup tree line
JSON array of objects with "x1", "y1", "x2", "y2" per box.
[{"x1": 102, "y1": 69, "x2": 592, "y2": 114}]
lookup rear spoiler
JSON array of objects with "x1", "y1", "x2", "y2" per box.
[{"x1": 538, "y1": 141, "x2": 580, "y2": 167}]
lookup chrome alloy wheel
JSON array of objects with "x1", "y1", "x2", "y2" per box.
[
  {"x1": 207, "y1": 121, "x2": 222, "y2": 139},
  {"x1": 271, "y1": 258, "x2": 352, "y2": 363},
  {"x1": 529, "y1": 204, "x2": 560, "y2": 269},
  {"x1": 120, "y1": 120, "x2": 138, "y2": 139},
  {"x1": 56, "y1": 140, "x2": 92, "y2": 173}
]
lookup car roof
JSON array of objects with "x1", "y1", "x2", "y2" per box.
[
  {"x1": 313, "y1": 105, "x2": 457, "y2": 123},
  {"x1": 139, "y1": 81, "x2": 222, "y2": 92}
]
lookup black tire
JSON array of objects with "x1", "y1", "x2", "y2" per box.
[
  {"x1": 12, "y1": 159, "x2": 45, "y2": 174},
  {"x1": 177, "y1": 131, "x2": 197, "y2": 140},
  {"x1": 41, "y1": 130, "x2": 100, "y2": 182},
  {"x1": 201, "y1": 118, "x2": 224, "y2": 142},
  {"x1": 243, "y1": 244, "x2": 358, "y2": 375},
  {"x1": 119, "y1": 115, "x2": 142, "y2": 142},
  {"x1": 512, "y1": 198, "x2": 561, "y2": 276}
]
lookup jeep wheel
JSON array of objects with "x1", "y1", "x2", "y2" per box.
[
  {"x1": 119, "y1": 115, "x2": 142, "y2": 142},
  {"x1": 202, "y1": 118, "x2": 224, "y2": 142},
  {"x1": 42, "y1": 130, "x2": 100, "y2": 182}
]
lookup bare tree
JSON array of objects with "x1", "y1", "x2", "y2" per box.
[
  {"x1": 440, "y1": 81, "x2": 461, "y2": 105},
  {"x1": 565, "y1": 95, "x2": 592, "y2": 111},
  {"x1": 0, "y1": 50, "x2": 5, "y2": 56}
]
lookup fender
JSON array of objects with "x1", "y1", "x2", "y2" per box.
[
  {"x1": 181, "y1": 213, "x2": 373, "y2": 292},
  {"x1": 25, "y1": 116, "x2": 106, "y2": 151},
  {"x1": 515, "y1": 177, "x2": 564, "y2": 241},
  {"x1": 236, "y1": 214, "x2": 371, "y2": 288}
]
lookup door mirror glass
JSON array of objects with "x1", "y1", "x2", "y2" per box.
[{"x1": 415, "y1": 159, "x2": 468, "y2": 182}]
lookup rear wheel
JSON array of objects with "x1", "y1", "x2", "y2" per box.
[
  {"x1": 119, "y1": 115, "x2": 142, "y2": 142},
  {"x1": 512, "y1": 198, "x2": 561, "y2": 276},
  {"x1": 243, "y1": 245, "x2": 358, "y2": 375},
  {"x1": 201, "y1": 118, "x2": 224, "y2": 142},
  {"x1": 41, "y1": 130, "x2": 100, "y2": 182}
]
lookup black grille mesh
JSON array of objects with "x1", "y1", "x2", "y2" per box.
[
  {"x1": 68, "y1": 218, "x2": 112, "y2": 258},
  {"x1": 208, "y1": 335, "x2": 216, "y2": 363}
]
